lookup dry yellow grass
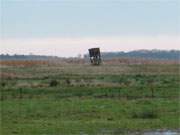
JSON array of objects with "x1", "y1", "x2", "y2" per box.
[{"x1": 0, "y1": 60, "x2": 49, "y2": 67}]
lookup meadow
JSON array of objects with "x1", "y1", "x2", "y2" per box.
[{"x1": 0, "y1": 59, "x2": 179, "y2": 135}]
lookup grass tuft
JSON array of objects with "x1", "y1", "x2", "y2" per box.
[
  {"x1": 49, "y1": 80, "x2": 58, "y2": 87},
  {"x1": 131, "y1": 108, "x2": 158, "y2": 119}
]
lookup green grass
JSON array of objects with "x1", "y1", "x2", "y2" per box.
[
  {"x1": 0, "y1": 63, "x2": 180, "y2": 135},
  {"x1": 1, "y1": 98, "x2": 179, "y2": 135}
]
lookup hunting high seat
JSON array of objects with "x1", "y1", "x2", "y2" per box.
[{"x1": 88, "y1": 48, "x2": 101, "y2": 65}]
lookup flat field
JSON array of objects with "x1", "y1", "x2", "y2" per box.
[{"x1": 0, "y1": 59, "x2": 179, "y2": 135}]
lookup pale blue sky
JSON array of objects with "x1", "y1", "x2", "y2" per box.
[
  {"x1": 1, "y1": 0, "x2": 180, "y2": 57},
  {"x1": 1, "y1": 0, "x2": 179, "y2": 37}
]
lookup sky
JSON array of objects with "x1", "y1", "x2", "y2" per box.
[{"x1": 0, "y1": 0, "x2": 180, "y2": 57}]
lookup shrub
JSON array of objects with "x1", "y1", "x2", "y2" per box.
[{"x1": 49, "y1": 80, "x2": 58, "y2": 87}]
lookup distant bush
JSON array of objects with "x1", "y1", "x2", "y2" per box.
[{"x1": 49, "y1": 80, "x2": 58, "y2": 87}]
